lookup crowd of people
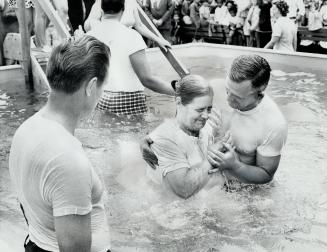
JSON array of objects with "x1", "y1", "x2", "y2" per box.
[{"x1": 159, "y1": 0, "x2": 327, "y2": 49}]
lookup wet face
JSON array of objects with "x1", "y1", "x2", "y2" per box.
[
  {"x1": 225, "y1": 77, "x2": 263, "y2": 111},
  {"x1": 177, "y1": 94, "x2": 213, "y2": 134},
  {"x1": 217, "y1": 0, "x2": 223, "y2": 7}
]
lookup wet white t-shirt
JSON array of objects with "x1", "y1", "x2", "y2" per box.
[
  {"x1": 88, "y1": 19, "x2": 147, "y2": 92},
  {"x1": 272, "y1": 16, "x2": 297, "y2": 52},
  {"x1": 9, "y1": 112, "x2": 110, "y2": 252},
  {"x1": 216, "y1": 95, "x2": 288, "y2": 159},
  {"x1": 148, "y1": 119, "x2": 223, "y2": 185}
]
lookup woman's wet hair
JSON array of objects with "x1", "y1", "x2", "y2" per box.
[
  {"x1": 175, "y1": 75, "x2": 213, "y2": 105},
  {"x1": 46, "y1": 35, "x2": 111, "y2": 94},
  {"x1": 274, "y1": 0, "x2": 289, "y2": 16},
  {"x1": 228, "y1": 54, "x2": 271, "y2": 89}
]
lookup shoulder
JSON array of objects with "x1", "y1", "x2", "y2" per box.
[
  {"x1": 150, "y1": 119, "x2": 177, "y2": 141},
  {"x1": 263, "y1": 96, "x2": 287, "y2": 129}
]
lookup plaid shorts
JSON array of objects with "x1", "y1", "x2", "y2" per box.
[{"x1": 97, "y1": 90, "x2": 147, "y2": 115}]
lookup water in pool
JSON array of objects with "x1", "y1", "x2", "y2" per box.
[{"x1": 1, "y1": 54, "x2": 327, "y2": 252}]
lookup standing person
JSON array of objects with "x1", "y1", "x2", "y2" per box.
[
  {"x1": 8, "y1": 0, "x2": 34, "y2": 40},
  {"x1": 84, "y1": 0, "x2": 171, "y2": 51},
  {"x1": 141, "y1": 54, "x2": 288, "y2": 186},
  {"x1": 319, "y1": 0, "x2": 327, "y2": 26},
  {"x1": 245, "y1": 0, "x2": 260, "y2": 47},
  {"x1": 256, "y1": 0, "x2": 272, "y2": 48},
  {"x1": 33, "y1": 0, "x2": 69, "y2": 50},
  {"x1": 284, "y1": 0, "x2": 305, "y2": 23},
  {"x1": 189, "y1": 0, "x2": 201, "y2": 41},
  {"x1": 145, "y1": 0, "x2": 175, "y2": 42},
  {"x1": 9, "y1": 35, "x2": 112, "y2": 252},
  {"x1": 88, "y1": 0, "x2": 174, "y2": 115},
  {"x1": 68, "y1": 0, "x2": 95, "y2": 32},
  {"x1": 264, "y1": 0, "x2": 297, "y2": 52},
  {"x1": 308, "y1": 1, "x2": 322, "y2": 31}
]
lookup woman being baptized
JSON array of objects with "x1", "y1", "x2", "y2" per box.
[{"x1": 146, "y1": 75, "x2": 231, "y2": 199}]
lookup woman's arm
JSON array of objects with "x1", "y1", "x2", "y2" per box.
[
  {"x1": 164, "y1": 161, "x2": 212, "y2": 199},
  {"x1": 264, "y1": 36, "x2": 279, "y2": 49},
  {"x1": 84, "y1": 0, "x2": 102, "y2": 32}
]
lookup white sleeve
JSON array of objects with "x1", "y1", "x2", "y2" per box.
[
  {"x1": 126, "y1": 30, "x2": 147, "y2": 56},
  {"x1": 42, "y1": 153, "x2": 93, "y2": 217},
  {"x1": 272, "y1": 21, "x2": 282, "y2": 37},
  {"x1": 257, "y1": 123, "x2": 288, "y2": 157}
]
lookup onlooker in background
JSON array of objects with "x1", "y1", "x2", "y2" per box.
[
  {"x1": 214, "y1": 0, "x2": 229, "y2": 25},
  {"x1": 256, "y1": 0, "x2": 272, "y2": 48},
  {"x1": 181, "y1": 0, "x2": 191, "y2": 24},
  {"x1": 246, "y1": 0, "x2": 260, "y2": 47},
  {"x1": 190, "y1": 0, "x2": 202, "y2": 41},
  {"x1": 308, "y1": 1, "x2": 322, "y2": 30},
  {"x1": 171, "y1": 10, "x2": 182, "y2": 44},
  {"x1": 8, "y1": 0, "x2": 34, "y2": 38},
  {"x1": 226, "y1": 3, "x2": 244, "y2": 45},
  {"x1": 320, "y1": 0, "x2": 327, "y2": 26},
  {"x1": 68, "y1": 0, "x2": 95, "y2": 32},
  {"x1": 200, "y1": 0, "x2": 211, "y2": 26},
  {"x1": 33, "y1": 0, "x2": 69, "y2": 51},
  {"x1": 265, "y1": 0, "x2": 297, "y2": 52},
  {"x1": 145, "y1": 0, "x2": 175, "y2": 42},
  {"x1": 284, "y1": 0, "x2": 305, "y2": 24}
]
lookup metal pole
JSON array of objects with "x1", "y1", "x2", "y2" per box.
[{"x1": 17, "y1": 0, "x2": 33, "y2": 87}]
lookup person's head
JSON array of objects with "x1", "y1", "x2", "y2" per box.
[
  {"x1": 46, "y1": 35, "x2": 111, "y2": 115},
  {"x1": 323, "y1": 0, "x2": 327, "y2": 6},
  {"x1": 251, "y1": 0, "x2": 257, "y2": 6},
  {"x1": 229, "y1": 4, "x2": 237, "y2": 16},
  {"x1": 101, "y1": 0, "x2": 125, "y2": 15},
  {"x1": 217, "y1": 0, "x2": 224, "y2": 8},
  {"x1": 202, "y1": 0, "x2": 209, "y2": 7},
  {"x1": 175, "y1": 75, "x2": 214, "y2": 134},
  {"x1": 226, "y1": 0, "x2": 234, "y2": 10},
  {"x1": 226, "y1": 55, "x2": 271, "y2": 111},
  {"x1": 272, "y1": 0, "x2": 289, "y2": 17}
]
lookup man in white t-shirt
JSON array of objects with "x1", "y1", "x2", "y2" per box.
[
  {"x1": 9, "y1": 36, "x2": 111, "y2": 252},
  {"x1": 88, "y1": 0, "x2": 174, "y2": 115},
  {"x1": 206, "y1": 55, "x2": 288, "y2": 184},
  {"x1": 141, "y1": 55, "x2": 288, "y2": 185}
]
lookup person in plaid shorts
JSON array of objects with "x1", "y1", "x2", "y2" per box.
[{"x1": 87, "y1": 0, "x2": 174, "y2": 116}]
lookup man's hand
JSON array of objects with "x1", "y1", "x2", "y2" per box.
[
  {"x1": 207, "y1": 143, "x2": 239, "y2": 173},
  {"x1": 156, "y1": 37, "x2": 172, "y2": 52},
  {"x1": 140, "y1": 136, "x2": 158, "y2": 169},
  {"x1": 156, "y1": 19, "x2": 163, "y2": 26}
]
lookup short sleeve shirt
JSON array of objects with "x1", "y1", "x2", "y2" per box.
[
  {"x1": 88, "y1": 19, "x2": 147, "y2": 92},
  {"x1": 272, "y1": 17, "x2": 297, "y2": 52},
  {"x1": 9, "y1": 112, "x2": 110, "y2": 252}
]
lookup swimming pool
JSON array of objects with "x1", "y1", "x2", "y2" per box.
[{"x1": 1, "y1": 44, "x2": 327, "y2": 252}]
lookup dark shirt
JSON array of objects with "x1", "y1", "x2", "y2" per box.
[{"x1": 258, "y1": 2, "x2": 272, "y2": 32}]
